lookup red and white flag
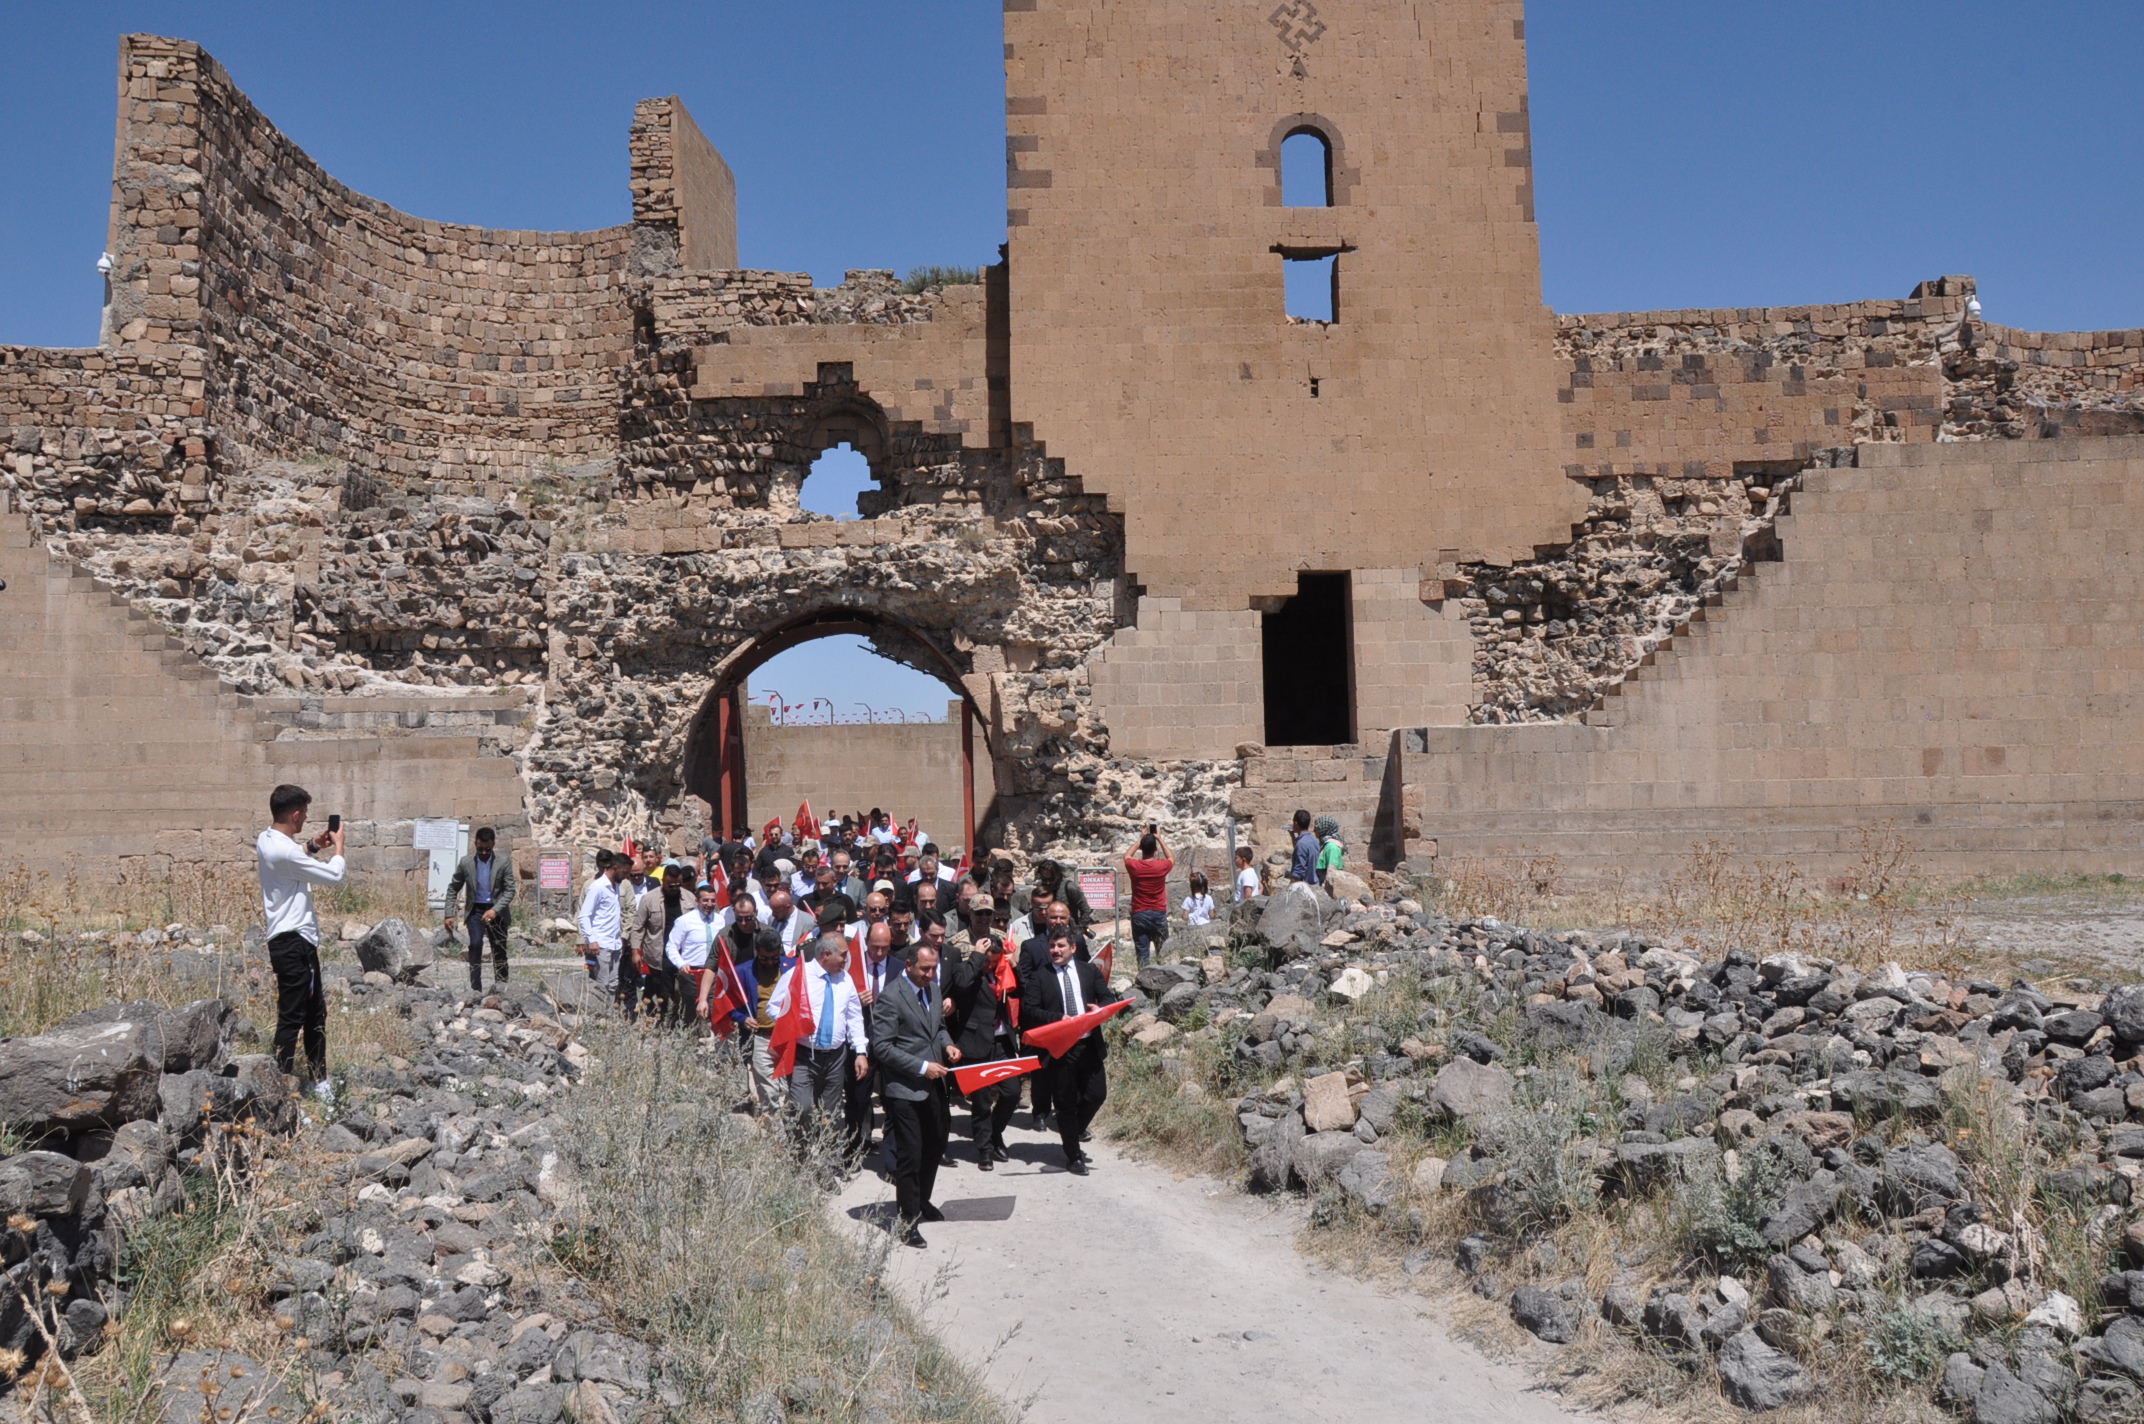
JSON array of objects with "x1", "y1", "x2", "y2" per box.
[
  {"x1": 1021, "y1": 999, "x2": 1134, "y2": 1058},
  {"x1": 952, "y1": 1055, "x2": 1041, "y2": 1095},
  {"x1": 768, "y1": 961, "x2": 818, "y2": 1078},
  {"x1": 793, "y1": 800, "x2": 820, "y2": 841},
  {"x1": 1093, "y1": 938, "x2": 1116, "y2": 981},
  {"x1": 701, "y1": 937, "x2": 748, "y2": 1039}
]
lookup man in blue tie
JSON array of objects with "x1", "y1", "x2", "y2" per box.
[
  {"x1": 769, "y1": 934, "x2": 870, "y2": 1164},
  {"x1": 870, "y1": 943, "x2": 959, "y2": 1246}
]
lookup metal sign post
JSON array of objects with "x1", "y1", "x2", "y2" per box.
[{"x1": 415, "y1": 819, "x2": 468, "y2": 913}]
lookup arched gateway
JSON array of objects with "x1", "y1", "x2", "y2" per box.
[{"x1": 683, "y1": 607, "x2": 996, "y2": 853}]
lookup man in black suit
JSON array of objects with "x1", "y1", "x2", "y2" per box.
[
  {"x1": 1016, "y1": 898, "x2": 1088, "y2": 1132},
  {"x1": 944, "y1": 902, "x2": 1017, "y2": 1169},
  {"x1": 1018, "y1": 926, "x2": 1117, "y2": 1175},
  {"x1": 869, "y1": 943, "x2": 958, "y2": 1246}
]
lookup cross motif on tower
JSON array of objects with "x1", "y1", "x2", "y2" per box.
[{"x1": 1268, "y1": 0, "x2": 1327, "y2": 54}]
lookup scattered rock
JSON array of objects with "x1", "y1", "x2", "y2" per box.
[
  {"x1": 1510, "y1": 1285, "x2": 1579, "y2": 1344},
  {"x1": 1430, "y1": 1056, "x2": 1515, "y2": 1121},
  {"x1": 1716, "y1": 1328, "x2": 1813, "y2": 1410}
]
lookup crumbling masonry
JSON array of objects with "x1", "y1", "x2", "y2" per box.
[{"x1": 4, "y1": 8, "x2": 2143, "y2": 887}]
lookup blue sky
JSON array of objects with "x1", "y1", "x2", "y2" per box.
[{"x1": 4, "y1": 1, "x2": 2139, "y2": 708}]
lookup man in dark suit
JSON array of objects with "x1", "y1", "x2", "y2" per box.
[
  {"x1": 1018, "y1": 926, "x2": 1118, "y2": 1174},
  {"x1": 945, "y1": 904, "x2": 1018, "y2": 1169},
  {"x1": 443, "y1": 828, "x2": 515, "y2": 990},
  {"x1": 869, "y1": 943, "x2": 959, "y2": 1246},
  {"x1": 1016, "y1": 898, "x2": 1088, "y2": 1132}
]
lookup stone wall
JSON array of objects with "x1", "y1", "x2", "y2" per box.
[
  {"x1": 739, "y1": 702, "x2": 995, "y2": 858},
  {"x1": 1411, "y1": 437, "x2": 2144, "y2": 881}
]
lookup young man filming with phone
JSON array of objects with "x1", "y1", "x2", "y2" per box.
[{"x1": 255, "y1": 783, "x2": 345, "y2": 1105}]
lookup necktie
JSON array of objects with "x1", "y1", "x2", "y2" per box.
[
  {"x1": 1061, "y1": 964, "x2": 1082, "y2": 1017},
  {"x1": 816, "y1": 973, "x2": 836, "y2": 1050},
  {"x1": 917, "y1": 984, "x2": 929, "y2": 1014}
]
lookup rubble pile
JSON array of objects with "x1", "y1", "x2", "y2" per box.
[{"x1": 1116, "y1": 879, "x2": 2144, "y2": 1418}]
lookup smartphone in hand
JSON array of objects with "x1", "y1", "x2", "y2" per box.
[{"x1": 327, "y1": 814, "x2": 341, "y2": 833}]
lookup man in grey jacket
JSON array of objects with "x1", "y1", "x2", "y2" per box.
[
  {"x1": 444, "y1": 827, "x2": 515, "y2": 991},
  {"x1": 869, "y1": 942, "x2": 959, "y2": 1247}
]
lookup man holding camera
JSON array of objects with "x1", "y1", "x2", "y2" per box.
[
  {"x1": 255, "y1": 784, "x2": 345, "y2": 1103},
  {"x1": 444, "y1": 827, "x2": 515, "y2": 991}
]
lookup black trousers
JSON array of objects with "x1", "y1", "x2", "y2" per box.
[
  {"x1": 845, "y1": 1062, "x2": 877, "y2": 1159},
  {"x1": 883, "y1": 1088, "x2": 949, "y2": 1223},
  {"x1": 268, "y1": 930, "x2": 327, "y2": 1083},
  {"x1": 1046, "y1": 1039, "x2": 1107, "y2": 1163},
  {"x1": 966, "y1": 1038, "x2": 1020, "y2": 1148},
  {"x1": 464, "y1": 906, "x2": 510, "y2": 989},
  {"x1": 616, "y1": 950, "x2": 644, "y2": 1019}
]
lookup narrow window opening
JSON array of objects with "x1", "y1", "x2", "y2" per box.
[
  {"x1": 1284, "y1": 254, "x2": 1337, "y2": 322},
  {"x1": 800, "y1": 442, "x2": 875, "y2": 519},
  {"x1": 1309, "y1": 377, "x2": 1321, "y2": 399},
  {"x1": 1262, "y1": 572, "x2": 1354, "y2": 746},
  {"x1": 1280, "y1": 130, "x2": 1333, "y2": 207}
]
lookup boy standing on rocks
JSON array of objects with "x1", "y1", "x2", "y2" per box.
[{"x1": 255, "y1": 782, "x2": 344, "y2": 1102}]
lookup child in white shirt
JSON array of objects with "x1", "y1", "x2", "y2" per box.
[
  {"x1": 1182, "y1": 871, "x2": 1216, "y2": 927},
  {"x1": 1233, "y1": 846, "x2": 1261, "y2": 901}
]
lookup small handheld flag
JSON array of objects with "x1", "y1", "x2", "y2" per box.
[
  {"x1": 1093, "y1": 938, "x2": 1116, "y2": 981},
  {"x1": 951, "y1": 1055, "x2": 1041, "y2": 1095},
  {"x1": 702, "y1": 939, "x2": 747, "y2": 1039},
  {"x1": 1020, "y1": 998, "x2": 1134, "y2": 1058},
  {"x1": 768, "y1": 961, "x2": 818, "y2": 1078}
]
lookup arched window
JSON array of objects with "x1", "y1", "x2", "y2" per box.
[
  {"x1": 800, "y1": 442, "x2": 875, "y2": 519},
  {"x1": 1280, "y1": 129, "x2": 1332, "y2": 207}
]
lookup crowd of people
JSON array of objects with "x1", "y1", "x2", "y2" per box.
[{"x1": 256, "y1": 782, "x2": 1351, "y2": 1251}]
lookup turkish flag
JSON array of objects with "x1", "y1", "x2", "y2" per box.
[
  {"x1": 1093, "y1": 938, "x2": 1115, "y2": 981},
  {"x1": 952, "y1": 1055, "x2": 1041, "y2": 1096},
  {"x1": 768, "y1": 962, "x2": 817, "y2": 1078},
  {"x1": 794, "y1": 800, "x2": 819, "y2": 841},
  {"x1": 1020, "y1": 998, "x2": 1133, "y2": 1058},
  {"x1": 702, "y1": 939, "x2": 748, "y2": 1039}
]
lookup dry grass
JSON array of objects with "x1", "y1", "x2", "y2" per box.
[{"x1": 551, "y1": 1025, "x2": 1020, "y2": 1424}]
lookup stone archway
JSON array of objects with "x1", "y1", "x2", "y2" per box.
[{"x1": 681, "y1": 605, "x2": 999, "y2": 853}]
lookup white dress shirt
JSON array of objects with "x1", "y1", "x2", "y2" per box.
[
  {"x1": 1056, "y1": 961, "x2": 1086, "y2": 1018},
  {"x1": 255, "y1": 828, "x2": 345, "y2": 946},
  {"x1": 764, "y1": 908, "x2": 809, "y2": 956},
  {"x1": 666, "y1": 907, "x2": 724, "y2": 970},
  {"x1": 858, "y1": 951, "x2": 901, "y2": 1002},
  {"x1": 767, "y1": 963, "x2": 868, "y2": 1053},
  {"x1": 791, "y1": 870, "x2": 817, "y2": 899},
  {"x1": 577, "y1": 877, "x2": 624, "y2": 952}
]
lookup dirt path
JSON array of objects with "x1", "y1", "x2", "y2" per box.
[{"x1": 831, "y1": 1119, "x2": 1593, "y2": 1424}]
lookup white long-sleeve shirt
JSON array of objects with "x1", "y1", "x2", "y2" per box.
[
  {"x1": 577, "y1": 877, "x2": 624, "y2": 952},
  {"x1": 256, "y1": 828, "x2": 345, "y2": 947},
  {"x1": 666, "y1": 906, "x2": 725, "y2": 971},
  {"x1": 766, "y1": 962, "x2": 868, "y2": 1054}
]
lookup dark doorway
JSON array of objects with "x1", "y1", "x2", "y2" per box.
[{"x1": 1262, "y1": 571, "x2": 1353, "y2": 746}]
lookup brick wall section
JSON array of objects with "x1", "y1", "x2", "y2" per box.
[
  {"x1": 0, "y1": 493, "x2": 527, "y2": 877},
  {"x1": 1411, "y1": 437, "x2": 2144, "y2": 881},
  {"x1": 741, "y1": 703, "x2": 995, "y2": 857},
  {"x1": 1004, "y1": 0, "x2": 1585, "y2": 610},
  {"x1": 0, "y1": 346, "x2": 217, "y2": 527},
  {"x1": 110, "y1": 34, "x2": 649, "y2": 487}
]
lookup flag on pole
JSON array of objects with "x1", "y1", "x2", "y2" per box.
[
  {"x1": 1093, "y1": 938, "x2": 1116, "y2": 981},
  {"x1": 951, "y1": 1055, "x2": 1041, "y2": 1095},
  {"x1": 793, "y1": 800, "x2": 819, "y2": 841},
  {"x1": 768, "y1": 961, "x2": 818, "y2": 1078},
  {"x1": 1020, "y1": 998, "x2": 1134, "y2": 1058},
  {"x1": 702, "y1": 938, "x2": 748, "y2": 1039}
]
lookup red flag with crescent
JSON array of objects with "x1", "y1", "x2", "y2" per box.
[
  {"x1": 794, "y1": 800, "x2": 819, "y2": 840},
  {"x1": 952, "y1": 1055, "x2": 1041, "y2": 1096},
  {"x1": 1093, "y1": 938, "x2": 1116, "y2": 981},
  {"x1": 1020, "y1": 998, "x2": 1134, "y2": 1058},
  {"x1": 768, "y1": 961, "x2": 817, "y2": 1078},
  {"x1": 702, "y1": 938, "x2": 748, "y2": 1039}
]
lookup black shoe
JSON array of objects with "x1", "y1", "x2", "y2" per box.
[
  {"x1": 978, "y1": 1155, "x2": 994, "y2": 1172},
  {"x1": 919, "y1": 1204, "x2": 945, "y2": 1223},
  {"x1": 992, "y1": 1142, "x2": 1010, "y2": 1162},
  {"x1": 1035, "y1": 1112, "x2": 1054, "y2": 1132},
  {"x1": 1082, "y1": 1128, "x2": 1093, "y2": 1142},
  {"x1": 940, "y1": 1153, "x2": 958, "y2": 1168},
  {"x1": 901, "y1": 1228, "x2": 927, "y2": 1249},
  {"x1": 1067, "y1": 1157, "x2": 1090, "y2": 1176}
]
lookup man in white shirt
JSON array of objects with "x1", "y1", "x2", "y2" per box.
[
  {"x1": 577, "y1": 850, "x2": 629, "y2": 989},
  {"x1": 255, "y1": 784, "x2": 345, "y2": 1101},
  {"x1": 904, "y1": 844, "x2": 959, "y2": 890},
  {"x1": 666, "y1": 881, "x2": 726, "y2": 1023},
  {"x1": 768, "y1": 934, "x2": 870, "y2": 1161}
]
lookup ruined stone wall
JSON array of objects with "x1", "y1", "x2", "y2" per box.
[
  {"x1": 110, "y1": 34, "x2": 650, "y2": 487},
  {"x1": 1411, "y1": 437, "x2": 2144, "y2": 882},
  {"x1": 0, "y1": 345, "x2": 218, "y2": 530}
]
